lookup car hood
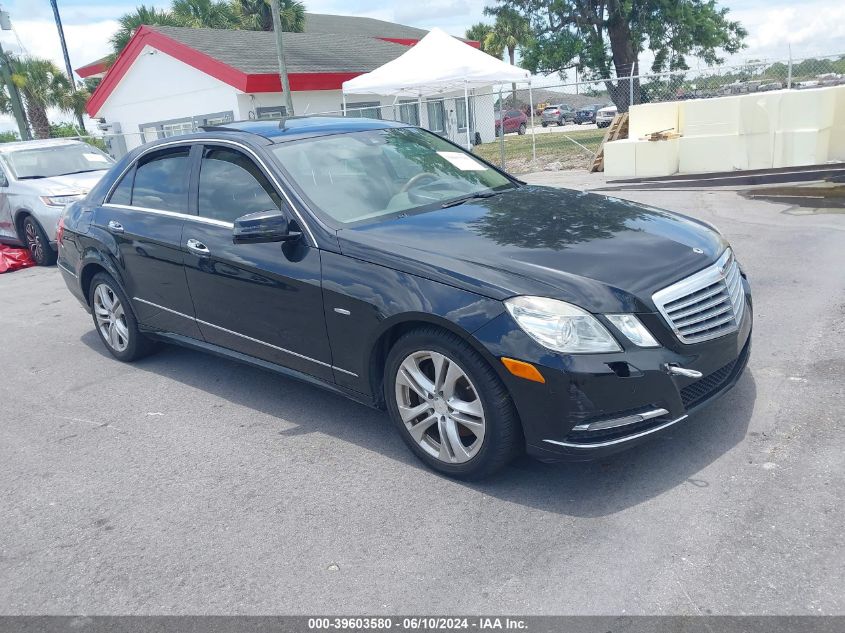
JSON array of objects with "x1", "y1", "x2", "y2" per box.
[
  {"x1": 18, "y1": 170, "x2": 109, "y2": 196},
  {"x1": 336, "y1": 186, "x2": 727, "y2": 313}
]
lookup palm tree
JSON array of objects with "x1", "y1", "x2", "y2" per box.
[
  {"x1": 171, "y1": 0, "x2": 241, "y2": 29},
  {"x1": 235, "y1": 0, "x2": 306, "y2": 32},
  {"x1": 483, "y1": 8, "x2": 532, "y2": 102},
  {"x1": 110, "y1": 6, "x2": 183, "y2": 56},
  {"x1": 9, "y1": 56, "x2": 80, "y2": 139},
  {"x1": 465, "y1": 23, "x2": 493, "y2": 55}
]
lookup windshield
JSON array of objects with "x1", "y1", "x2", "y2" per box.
[
  {"x1": 271, "y1": 127, "x2": 514, "y2": 225},
  {"x1": 5, "y1": 143, "x2": 114, "y2": 179}
]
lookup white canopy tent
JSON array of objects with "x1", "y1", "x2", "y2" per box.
[{"x1": 342, "y1": 28, "x2": 534, "y2": 154}]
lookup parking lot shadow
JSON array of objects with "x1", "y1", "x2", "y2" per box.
[{"x1": 81, "y1": 331, "x2": 756, "y2": 518}]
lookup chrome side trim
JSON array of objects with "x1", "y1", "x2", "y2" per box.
[
  {"x1": 57, "y1": 261, "x2": 77, "y2": 278},
  {"x1": 544, "y1": 414, "x2": 688, "y2": 449},
  {"x1": 103, "y1": 137, "x2": 318, "y2": 246},
  {"x1": 194, "y1": 317, "x2": 332, "y2": 368},
  {"x1": 103, "y1": 203, "x2": 233, "y2": 228},
  {"x1": 132, "y1": 296, "x2": 358, "y2": 378},
  {"x1": 571, "y1": 407, "x2": 669, "y2": 432},
  {"x1": 133, "y1": 297, "x2": 193, "y2": 319}
]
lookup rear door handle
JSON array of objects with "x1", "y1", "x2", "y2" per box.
[
  {"x1": 107, "y1": 220, "x2": 124, "y2": 233},
  {"x1": 186, "y1": 238, "x2": 210, "y2": 254}
]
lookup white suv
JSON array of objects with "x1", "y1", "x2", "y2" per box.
[
  {"x1": 595, "y1": 104, "x2": 618, "y2": 128},
  {"x1": 0, "y1": 139, "x2": 113, "y2": 265}
]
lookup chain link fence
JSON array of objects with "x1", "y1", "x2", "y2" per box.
[
  {"x1": 69, "y1": 52, "x2": 845, "y2": 176},
  {"x1": 297, "y1": 52, "x2": 843, "y2": 175}
]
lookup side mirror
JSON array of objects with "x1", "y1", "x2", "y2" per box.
[
  {"x1": 233, "y1": 209, "x2": 300, "y2": 244},
  {"x1": 0, "y1": 172, "x2": 8, "y2": 188}
]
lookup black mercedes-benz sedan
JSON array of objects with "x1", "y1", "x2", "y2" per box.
[{"x1": 57, "y1": 117, "x2": 751, "y2": 479}]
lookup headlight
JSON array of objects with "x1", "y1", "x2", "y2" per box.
[
  {"x1": 504, "y1": 296, "x2": 621, "y2": 354},
  {"x1": 605, "y1": 314, "x2": 659, "y2": 347},
  {"x1": 41, "y1": 194, "x2": 84, "y2": 207}
]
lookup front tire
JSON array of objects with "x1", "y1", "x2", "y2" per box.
[
  {"x1": 21, "y1": 215, "x2": 56, "y2": 266},
  {"x1": 88, "y1": 272, "x2": 156, "y2": 362},
  {"x1": 518, "y1": 123, "x2": 527, "y2": 135},
  {"x1": 385, "y1": 327, "x2": 522, "y2": 479}
]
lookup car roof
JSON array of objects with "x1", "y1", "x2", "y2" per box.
[
  {"x1": 201, "y1": 116, "x2": 410, "y2": 143},
  {"x1": 0, "y1": 138, "x2": 89, "y2": 154}
]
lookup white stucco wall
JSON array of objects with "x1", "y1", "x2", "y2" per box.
[
  {"x1": 97, "y1": 47, "x2": 241, "y2": 152},
  {"x1": 96, "y1": 47, "x2": 497, "y2": 154}
]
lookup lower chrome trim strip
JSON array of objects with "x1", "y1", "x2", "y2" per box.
[
  {"x1": 57, "y1": 261, "x2": 77, "y2": 278},
  {"x1": 132, "y1": 296, "x2": 358, "y2": 378},
  {"x1": 544, "y1": 414, "x2": 688, "y2": 449},
  {"x1": 571, "y1": 407, "x2": 669, "y2": 432}
]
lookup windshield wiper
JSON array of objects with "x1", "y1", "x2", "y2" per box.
[
  {"x1": 16, "y1": 175, "x2": 47, "y2": 180},
  {"x1": 440, "y1": 191, "x2": 499, "y2": 208},
  {"x1": 55, "y1": 169, "x2": 105, "y2": 176}
]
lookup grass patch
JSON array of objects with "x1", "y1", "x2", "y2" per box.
[{"x1": 473, "y1": 128, "x2": 606, "y2": 174}]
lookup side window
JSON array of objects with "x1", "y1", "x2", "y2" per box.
[
  {"x1": 107, "y1": 167, "x2": 133, "y2": 205},
  {"x1": 131, "y1": 147, "x2": 191, "y2": 212},
  {"x1": 197, "y1": 146, "x2": 281, "y2": 223}
]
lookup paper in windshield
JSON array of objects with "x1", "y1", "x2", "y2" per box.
[{"x1": 436, "y1": 151, "x2": 487, "y2": 171}]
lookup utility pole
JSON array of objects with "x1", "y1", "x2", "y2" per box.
[
  {"x1": 0, "y1": 8, "x2": 30, "y2": 140},
  {"x1": 269, "y1": 0, "x2": 294, "y2": 116},
  {"x1": 49, "y1": 0, "x2": 86, "y2": 132}
]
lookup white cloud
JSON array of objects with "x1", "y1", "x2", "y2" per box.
[{"x1": 729, "y1": 1, "x2": 845, "y2": 61}]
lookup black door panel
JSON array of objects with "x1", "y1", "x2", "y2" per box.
[
  {"x1": 182, "y1": 144, "x2": 333, "y2": 381},
  {"x1": 182, "y1": 224, "x2": 333, "y2": 380},
  {"x1": 93, "y1": 206, "x2": 201, "y2": 338}
]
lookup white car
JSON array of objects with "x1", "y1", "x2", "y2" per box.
[
  {"x1": 595, "y1": 105, "x2": 618, "y2": 128},
  {"x1": 0, "y1": 139, "x2": 114, "y2": 265}
]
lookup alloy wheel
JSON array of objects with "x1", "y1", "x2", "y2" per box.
[
  {"x1": 24, "y1": 220, "x2": 44, "y2": 263},
  {"x1": 394, "y1": 350, "x2": 486, "y2": 464},
  {"x1": 93, "y1": 283, "x2": 130, "y2": 353}
]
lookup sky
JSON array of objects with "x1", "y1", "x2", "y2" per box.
[{"x1": 1, "y1": 0, "x2": 844, "y2": 132}]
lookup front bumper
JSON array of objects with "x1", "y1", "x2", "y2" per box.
[{"x1": 473, "y1": 281, "x2": 753, "y2": 461}]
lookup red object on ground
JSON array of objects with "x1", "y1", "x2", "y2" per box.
[{"x1": 0, "y1": 244, "x2": 36, "y2": 273}]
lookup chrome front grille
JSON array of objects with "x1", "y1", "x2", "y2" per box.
[{"x1": 653, "y1": 248, "x2": 745, "y2": 344}]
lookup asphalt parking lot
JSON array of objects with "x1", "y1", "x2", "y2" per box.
[{"x1": 1, "y1": 176, "x2": 843, "y2": 615}]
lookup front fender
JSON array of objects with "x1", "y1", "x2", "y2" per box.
[{"x1": 320, "y1": 251, "x2": 505, "y2": 396}]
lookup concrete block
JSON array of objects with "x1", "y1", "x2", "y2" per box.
[
  {"x1": 634, "y1": 138, "x2": 679, "y2": 178},
  {"x1": 773, "y1": 128, "x2": 831, "y2": 167},
  {"x1": 828, "y1": 85, "x2": 845, "y2": 160},
  {"x1": 603, "y1": 138, "x2": 638, "y2": 180},
  {"x1": 629, "y1": 101, "x2": 680, "y2": 139},
  {"x1": 678, "y1": 135, "x2": 747, "y2": 173},
  {"x1": 679, "y1": 96, "x2": 742, "y2": 137},
  {"x1": 777, "y1": 87, "x2": 836, "y2": 131}
]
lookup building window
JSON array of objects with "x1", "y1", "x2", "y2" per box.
[
  {"x1": 345, "y1": 101, "x2": 382, "y2": 120},
  {"x1": 426, "y1": 100, "x2": 445, "y2": 133},
  {"x1": 256, "y1": 106, "x2": 287, "y2": 120},
  {"x1": 161, "y1": 120, "x2": 194, "y2": 138},
  {"x1": 455, "y1": 98, "x2": 473, "y2": 132},
  {"x1": 139, "y1": 111, "x2": 233, "y2": 141},
  {"x1": 397, "y1": 100, "x2": 419, "y2": 125}
]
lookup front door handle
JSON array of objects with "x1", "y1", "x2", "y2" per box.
[
  {"x1": 186, "y1": 238, "x2": 210, "y2": 254},
  {"x1": 107, "y1": 220, "x2": 124, "y2": 233}
]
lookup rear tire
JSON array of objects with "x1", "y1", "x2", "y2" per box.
[
  {"x1": 21, "y1": 215, "x2": 56, "y2": 266},
  {"x1": 518, "y1": 123, "x2": 526, "y2": 135},
  {"x1": 88, "y1": 272, "x2": 157, "y2": 362},
  {"x1": 385, "y1": 327, "x2": 522, "y2": 479}
]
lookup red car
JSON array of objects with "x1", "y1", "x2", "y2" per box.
[{"x1": 495, "y1": 109, "x2": 528, "y2": 136}]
